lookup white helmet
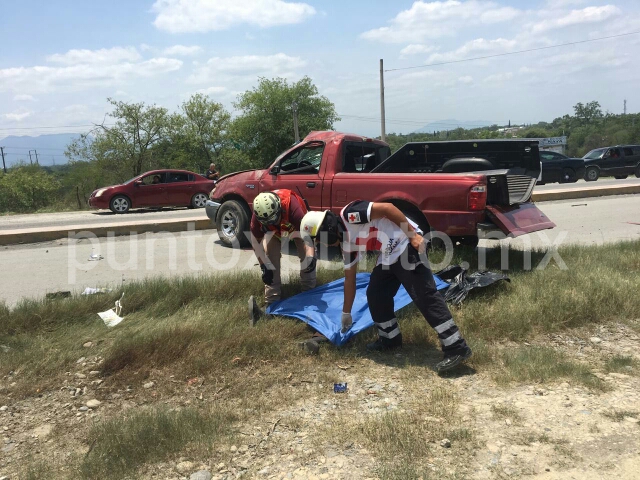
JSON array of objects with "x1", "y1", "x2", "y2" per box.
[
  {"x1": 300, "y1": 211, "x2": 329, "y2": 239},
  {"x1": 253, "y1": 192, "x2": 281, "y2": 225}
]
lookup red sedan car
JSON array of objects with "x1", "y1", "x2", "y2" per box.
[{"x1": 88, "y1": 169, "x2": 216, "y2": 213}]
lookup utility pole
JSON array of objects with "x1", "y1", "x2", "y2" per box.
[
  {"x1": 0, "y1": 147, "x2": 6, "y2": 173},
  {"x1": 624, "y1": 99, "x2": 627, "y2": 115},
  {"x1": 35, "y1": 150, "x2": 39, "y2": 165},
  {"x1": 292, "y1": 102, "x2": 300, "y2": 143},
  {"x1": 379, "y1": 59, "x2": 386, "y2": 142},
  {"x1": 29, "y1": 150, "x2": 34, "y2": 165}
]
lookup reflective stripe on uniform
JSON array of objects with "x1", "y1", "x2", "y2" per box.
[
  {"x1": 378, "y1": 327, "x2": 401, "y2": 339},
  {"x1": 434, "y1": 319, "x2": 455, "y2": 334},
  {"x1": 440, "y1": 331, "x2": 462, "y2": 346}
]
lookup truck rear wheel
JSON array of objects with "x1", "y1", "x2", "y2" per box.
[
  {"x1": 585, "y1": 166, "x2": 599, "y2": 182},
  {"x1": 216, "y1": 200, "x2": 251, "y2": 248}
]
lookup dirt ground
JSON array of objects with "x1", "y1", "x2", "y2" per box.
[{"x1": 1, "y1": 322, "x2": 639, "y2": 480}]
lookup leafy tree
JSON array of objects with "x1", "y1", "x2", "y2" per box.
[
  {"x1": 231, "y1": 77, "x2": 340, "y2": 167},
  {"x1": 573, "y1": 101, "x2": 603, "y2": 126},
  {"x1": 66, "y1": 98, "x2": 170, "y2": 182}
]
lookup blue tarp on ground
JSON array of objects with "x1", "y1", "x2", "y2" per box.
[{"x1": 266, "y1": 272, "x2": 449, "y2": 346}]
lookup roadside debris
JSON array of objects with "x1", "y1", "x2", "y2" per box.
[
  {"x1": 82, "y1": 287, "x2": 111, "y2": 295},
  {"x1": 437, "y1": 265, "x2": 510, "y2": 305},
  {"x1": 45, "y1": 291, "x2": 71, "y2": 299},
  {"x1": 333, "y1": 383, "x2": 348, "y2": 393},
  {"x1": 88, "y1": 253, "x2": 104, "y2": 261},
  {"x1": 97, "y1": 293, "x2": 125, "y2": 327}
]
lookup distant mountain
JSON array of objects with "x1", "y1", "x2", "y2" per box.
[
  {"x1": 413, "y1": 119, "x2": 494, "y2": 134},
  {"x1": 0, "y1": 133, "x2": 81, "y2": 167}
]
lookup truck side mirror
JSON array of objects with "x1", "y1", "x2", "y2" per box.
[{"x1": 270, "y1": 165, "x2": 280, "y2": 175}]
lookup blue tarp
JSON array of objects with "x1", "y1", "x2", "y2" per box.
[{"x1": 266, "y1": 272, "x2": 449, "y2": 346}]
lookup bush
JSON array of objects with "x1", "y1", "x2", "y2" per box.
[{"x1": 0, "y1": 165, "x2": 61, "y2": 213}]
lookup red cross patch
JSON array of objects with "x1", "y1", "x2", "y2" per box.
[{"x1": 347, "y1": 212, "x2": 361, "y2": 223}]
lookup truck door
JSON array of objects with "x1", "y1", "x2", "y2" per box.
[{"x1": 260, "y1": 141, "x2": 324, "y2": 209}]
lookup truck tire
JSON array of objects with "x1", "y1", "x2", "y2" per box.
[
  {"x1": 216, "y1": 200, "x2": 251, "y2": 248},
  {"x1": 585, "y1": 166, "x2": 599, "y2": 182},
  {"x1": 441, "y1": 157, "x2": 494, "y2": 173},
  {"x1": 109, "y1": 195, "x2": 131, "y2": 214},
  {"x1": 562, "y1": 168, "x2": 577, "y2": 183}
]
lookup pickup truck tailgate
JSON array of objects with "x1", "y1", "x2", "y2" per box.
[{"x1": 486, "y1": 203, "x2": 556, "y2": 237}]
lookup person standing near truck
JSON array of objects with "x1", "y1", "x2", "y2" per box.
[
  {"x1": 250, "y1": 190, "x2": 317, "y2": 312},
  {"x1": 300, "y1": 201, "x2": 472, "y2": 372}
]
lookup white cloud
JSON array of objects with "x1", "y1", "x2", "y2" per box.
[
  {"x1": 47, "y1": 47, "x2": 141, "y2": 65},
  {"x1": 484, "y1": 72, "x2": 513, "y2": 83},
  {"x1": 399, "y1": 44, "x2": 437, "y2": 58},
  {"x1": 532, "y1": 5, "x2": 621, "y2": 33},
  {"x1": 0, "y1": 58, "x2": 183, "y2": 94},
  {"x1": 426, "y1": 37, "x2": 518, "y2": 63},
  {"x1": 163, "y1": 45, "x2": 203, "y2": 56},
  {"x1": 153, "y1": 0, "x2": 316, "y2": 33},
  {"x1": 188, "y1": 53, "x2": 306, "y2": 84},
  {"x1": 360, "y1": 1, "x2": 520, "y2": 43},
  {"x1": 458, "y1": 75, "x2": 473, "y2": 84},
  {"x1": 196, "y1": 86, "x2": 228, "y2": 95},
  {"x1": 14, "y1": 94, "x2": 35, "y2": 101},
  {"x1": 2, "y1": 110, "x2": 32, "y2": 121}
]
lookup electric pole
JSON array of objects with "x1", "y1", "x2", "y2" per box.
[
  {"x1": 0, "y1": 147, "x2": 6, "y2": 174},
  {"x1": 380, "y1": 59, "x2": 386, "y2": 142},
  {"x1": 624, "y1": 99, "x2": 627, "y2": 115},
  {"x1": 292, "y1": 101, "x2": 300, "y2": 143},
  {"x1": 35, "y1": 150, "x2": 39, "y2": 165},
  {"x1": 29, "y1": 150, "x2": 34, "y2": 165}
]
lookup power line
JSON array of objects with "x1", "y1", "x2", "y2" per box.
[
  {"x1": 338, "y1": 113, "x2": 503, "y2": 128},
  {"x1": 385, "y1": 30, "x2": 640, "y2": 73},
  {"x1": 0, "y1": 123, "x2": 114, "y2": 132}
]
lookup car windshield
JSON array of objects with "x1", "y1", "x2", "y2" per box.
[
  {"x1": 123, "y1": 176, "x2": 140, "y2": 184},
  {"x1": 583, "y1": 148, "x2": 606, "y2": 160}
]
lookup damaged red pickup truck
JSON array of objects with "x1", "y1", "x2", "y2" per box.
[{"x1": 206, "y1": 131, "x2": 555, "y2": 247}]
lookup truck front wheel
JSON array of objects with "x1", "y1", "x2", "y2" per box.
[{"x1": 216, "y1": 200, "x2": 251, "y2": 248}]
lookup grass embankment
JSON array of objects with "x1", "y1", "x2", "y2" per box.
[{"x1": 1, "y1": 241, "x2": 639, "y2": 478}]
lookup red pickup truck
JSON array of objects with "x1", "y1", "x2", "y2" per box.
[{"x1": 206, "y1": 131, "x2": 555, "y2": 247}]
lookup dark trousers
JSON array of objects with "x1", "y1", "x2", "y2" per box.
[{"x1": 366, "y1": 254, "x2": 468, "y2": 354}]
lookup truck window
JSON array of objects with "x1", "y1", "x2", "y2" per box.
[
  {"x1": 623, "y1": 147, "x2": 634, "y2": 156},
  {"x1": 341, "y1": 143, "x2": 391, "y2": 173},
  {"x1": 279, "y1": 143, "x2": 324, "y2": 174}
]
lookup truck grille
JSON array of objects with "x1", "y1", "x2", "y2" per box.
[{"x1": 507, "y1": 175, "x2": 535, "y2": 204}]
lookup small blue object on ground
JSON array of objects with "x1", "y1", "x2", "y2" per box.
[{"x1": 334, "y1": 383, "x2": 348, "y2": 393}]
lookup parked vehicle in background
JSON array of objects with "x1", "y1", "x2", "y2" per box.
[
  {"x1": 583, "y1": 145, "x2": 640, "y2": 181},
  {"x1": 537, "y1": 151, "x2": 585, "y2": 184},
  {"x1": 206, "y1": 131, "x2": 555, "y2": 248},
  {"x1": 88, "y1": 169, "x2": 216, "y2": 213}
]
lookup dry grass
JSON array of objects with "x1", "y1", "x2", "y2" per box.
[{"x1": 1, "y1": 241, "x2": 639, "y2": 477}]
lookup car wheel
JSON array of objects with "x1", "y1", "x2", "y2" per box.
[
  {"x1": 109, "y1": 195, "x2": 130, "y2": 214},
  {"x1": 585, "y1": 167, "x2": 599, "y2": 182},
  {"x1": 562, "y1": 168, "x2": 577, "y2": 183},
  {"x1": 614, "y1": 175, "x2": 628, "y2": 180},
  {"x1": 216, "y1": 200, "x2": 251, "y2": 248},
  {"x1": 190, "y1": 193, "x2": 208, "y2": 209}
]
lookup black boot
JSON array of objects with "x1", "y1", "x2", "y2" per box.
[
  {"x1": 366, "y1": 334, "x2": 403, "y2": 352},
  {"x1": 435, "y1": 346, "x2": 472, "y2": 373}
]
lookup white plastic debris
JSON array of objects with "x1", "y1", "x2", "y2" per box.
[
  {"x1": 88, "y1": 253, "x2": 104, "y2": 261},
  {"x1": 82, "y1": 287, "x2": 112, "y2": 295},
  {"x1": 97, "y1": 293, "x2": 125, "y2": 327}
]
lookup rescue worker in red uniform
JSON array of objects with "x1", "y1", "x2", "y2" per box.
[
  {"x1": 250, "y1": 190, "x2": 317, "y2": 309},
  {"x1": 300, "y1": 200, "x2": 472, "y2": 373}
]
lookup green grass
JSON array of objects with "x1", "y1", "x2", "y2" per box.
[
  {"x1": 604, "y1": 355, "x2": 638, "y2": 374},
  {"x1": 491, "y1": 404, "x2": 522, "y2": 423},
  {"x1": 494, "y1": 346, "x2": 605, "y2": 389},
  {"x1": 601, "y1": 410, "x2": 639, "y2": 422},
  {"x1": 1, "y1": 241, "x2": 639, "y2": 478},
  {"x1": 80, "y1": 406, "x2": 235, "y2": 479}
]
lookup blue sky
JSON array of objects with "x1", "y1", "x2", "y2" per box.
[{"x1": 2, "y1": 0, "x2": 640, "y2": 140}]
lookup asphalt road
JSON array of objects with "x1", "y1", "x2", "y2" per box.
[
  {"x1": 1, "y1": 177, "x2": 639, "y2": 232},
  {"x1": 0, "y1": 207, "x2": 206, "y2": 231},
  {"x1": 1, "y1": 194, "x2": 639, "y2": 307}
]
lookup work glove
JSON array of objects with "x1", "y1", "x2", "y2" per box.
[
  {"x1": 301, "y1": 256, "x2": 317, "y2": 274},
  {"x1": 341, "y1": 312, "x2": 353, "y2": 334},
  {"x1": 260, "y1": 264, "x2": 274, "y2": 286}
]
